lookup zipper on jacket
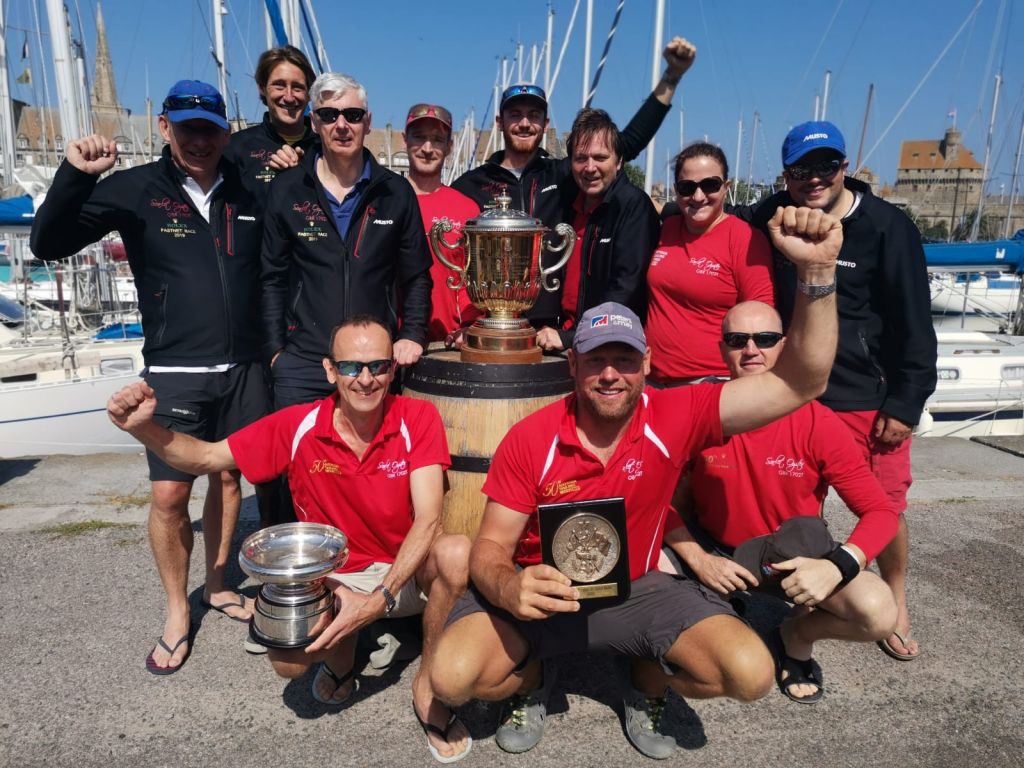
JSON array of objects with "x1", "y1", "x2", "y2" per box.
[
  {"x1": 208, "y1": 197, "x2": 234, "y2": 361},
  {"x1": 858, "y1": 329, "x2": 886, "y2": 385},
  {"x1": 353, "y1": 206, "x2": 374, "y2": 259},
  {"x1": 224, "y1": 203, "x2": 234, "y2": 256}
]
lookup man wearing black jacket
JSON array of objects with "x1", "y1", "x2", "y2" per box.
[
  {"x1": 262, "y1": 71, "x2": 432, "y2": 408},
  {"x1": 31, "y1": 80, "x2": 267, "y2": 675},
  {"x1": 535, "y1": 108, "x2": 660, "y2": 351},
  {"x1": 734, "y1": 121, "x2": 937, "y2": 662}
]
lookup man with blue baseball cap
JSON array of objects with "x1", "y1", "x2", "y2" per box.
[
  {"x1": 32, "y1": 79, "x2": 270, "y2": 675},
  {"x1": 733, "y1": 119, "x2": 936, "y2": 664}
]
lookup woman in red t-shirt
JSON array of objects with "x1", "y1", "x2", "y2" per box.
[{"x1": 645, "y1": 142, "x2": 774, "y2": 384}]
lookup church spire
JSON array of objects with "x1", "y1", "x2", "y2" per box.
[{"x1": 91, "y1": 0, "x2": 122, "y2": 117}]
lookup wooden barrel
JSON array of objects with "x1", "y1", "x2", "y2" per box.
[{"x1": 403, "y1": 349, "x2": 573, "y2": 538}]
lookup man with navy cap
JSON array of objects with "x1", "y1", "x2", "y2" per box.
[
  {"x1": 734, "y1": 120, "x2": 937, "y2": 662},
  {"x1": 32, "y1": 80, "x2": 268, "y2": 675}
]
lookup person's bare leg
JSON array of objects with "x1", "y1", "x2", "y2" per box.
[
  {"x1": 202, "y1": 469, "x2": 252, "y2": 618},
  {"x1": 412, "y1": 535, "x2": 471, "y2": 759},
  {"x1": 876, "y1": 514, "x2": 918, "y2": 657},
  {"x1": 269, "y1": 636, "x2": 357, "y2": 702},
  {"x1": 148, "y1": 479, "x2": 195, "y2": 669},
  {"x1": 431, "y1": 612, "x2": 530, "y2": 705}
]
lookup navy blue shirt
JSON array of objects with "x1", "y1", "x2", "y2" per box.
[{"x1": 320, "y1": 155, "x2": 371, "y2": 238}]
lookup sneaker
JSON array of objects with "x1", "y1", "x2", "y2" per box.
[
  {"x1": 495, "y1": 660, "x2": 555, "y2": 754},
  {"x1": 623, "y1": 687, "x2": 674, "y2": 759},
  {"x1": 244, "y1": 637, "x2": 268, "y2": 655}
]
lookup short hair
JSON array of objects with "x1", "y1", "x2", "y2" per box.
[
  {"x1": 327, "y1": 315, "x2": 391, "y2": 355},
  {"x1": 674, "y1": 141, "x2": 729, "y2": 181},
  {"x1": 310, "y1": 72, "x2": 367, "y2": 109},
  {"x1": 254, "y1": 46, "x2": 315, "y2": 104},
  {"x1": 567, "y1": 108, "x2": 623, "y2": 160}
]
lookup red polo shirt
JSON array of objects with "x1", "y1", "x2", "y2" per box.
[
  {"x1": 483, "y1": 384, "x2": 723, "y2": 580},
  {"x1": 228, "y1": 393, "x2": 451, "y2": 572},
  {"x1": 418, "y1": 185, "x2": 483, "y2": 341},
  {"x1": 560, "y1": 193, "x2": 600, "y2": 326},
  {"x1": 690, "y1": 401, "x2": 897, "y2": 562},
  {"x1": 646, "y1": 214, "x2": 774, "y2": 380}
]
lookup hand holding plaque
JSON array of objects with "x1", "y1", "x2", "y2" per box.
[{"x1": 538, "y1": 497, "x2": 630, "y2": 607}]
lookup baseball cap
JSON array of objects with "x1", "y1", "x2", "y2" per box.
[
  {"x1": 573, "y1": 302, "x2": 646, "y2": 354},
  {"x1": 732, "y1": 516, "x2": 837, "y2": 588},
  {"x1": 500, "y1": 83, "x2": 547, "y2": 112},
  {"x1": 161, "y1": 80, "x2": 229, "y2": 130},
  {"x1": 781, "y1": 120, "x2": 846, "y2": 167},
  {"x1": 405, "y1": 103, "x2": 452, "y2": 131}
]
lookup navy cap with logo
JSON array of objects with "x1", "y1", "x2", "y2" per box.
[
  {"x1": 732, "y1": 516, "x2": 837, "y2": 588},
  {"x1": 781, "y1": 120, "x2": 846, "y2": 167},
  {"x1": 573, "y1": 302, "x2": 647, "y2": 354},
  {"x1": 500, "y1": 83, "x2": 548, "y2": 112},
  {"x1": 161, "y1": 80, "x2": 229, "y2": 131}
]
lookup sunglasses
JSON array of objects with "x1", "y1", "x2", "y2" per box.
[
  {"x1": 162, "y1": 94, "x2": 225, "y2": 115},
  {"x1": 722, "y1": 332, "x2": 784, "y2": 349},
  {"x1": 332, "y1": 358, "x2": 393, "y2": 377},
  {"x1": 502, "y1": 84, "x2": 547, "y2": 103},
  {"x1": 785, "y1": 158, "x2": 843, "y2": 181},
  {"x1": 314, "y1": 106, "x2": 367, "y2": 125},
  {"x1": 674, "y1": 177, "x2": 725, "y2": 197}
]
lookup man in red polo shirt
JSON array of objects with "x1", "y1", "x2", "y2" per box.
[
  {"x1": 663, "y1": 300, "x2": 898, "y2": 704},
  {"x1": 107, "y1": 315, "x2": 472, "y2": 763},
  {"x1": 429, "y1": 203, "x2": 844, "y2": 760}
]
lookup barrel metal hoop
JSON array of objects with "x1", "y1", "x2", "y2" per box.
[{"x1": 449, "y1": 455, "x2": 492, "y2": 474}]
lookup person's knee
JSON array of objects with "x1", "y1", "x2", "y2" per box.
[
  {"x1": 719, "y1": 637, "x2": 774, "y2": 702},
  {"x1": 268, "y1": 651, "x2": 311, "y2": 680},
  {"x1": 150, "y1": 481, "x2": 192, "y2": 516},
  {"x1": 429, "y1": 632, "x2": 480, "y2": 705},
  {"x1": 432, "y1": 534, "x2": 471, "y2": 591},
  {"x1": 851, "y1": 583, "x2": 899, "y2": 640}
]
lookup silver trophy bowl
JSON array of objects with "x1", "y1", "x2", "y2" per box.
[{"x1": 239, "y1": 523, "x2": 349, "y2": 649}]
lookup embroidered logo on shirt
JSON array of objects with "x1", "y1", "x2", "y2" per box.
[
  {"x1": 309, "y1": 459, "x2": 342, "y2": 475},
  {"x1": 689, "y1": 256, "x2": 722, "y2": 276},
  {"x1": 151, "y1": 198, "x2": 197, "y2": 238},
  {"x1": 541, "y1": 479, "x2": 581, "y2": 497},
  {"x1": 292, "y1": 201, "x2": 328, "y2": 241},
  {"x1": 377, "y1": 459, "x2": 408, "y2": 478},
  {"x1": 650, "y1": 249, "x2": 668, "y2": 267},
  {"x1": 703, "y1": 451, "x2": 732, "y2": 470},
  {"x1": 540, "y1": 184, "x2": 557, "y2": 193},
  {"x1": 237, "y1": 215, "x2": 256, "y2": 221},
  {"x1": 765, "y1": 454, "x2": 805, "y2": 478},
  {"x1": 836, "y1": 259, "x2": 857, "y2": 268},
  {"x1": 599, "y1": 237, "x2": 612, "y2": 244},
  {"x1": 372, "y1": 218, "x2": 394, "y2": 225},
  {"x1": 622, "y1": 458, "x2": 644, "y2": 481}
]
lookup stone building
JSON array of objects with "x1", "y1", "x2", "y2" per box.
[{"x1": 894, "y1": 127, "x2": 984, "y2": 233}]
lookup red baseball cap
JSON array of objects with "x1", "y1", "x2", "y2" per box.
[{"x1": 405, "y1": 103, "x2": 452, "y2": 130}]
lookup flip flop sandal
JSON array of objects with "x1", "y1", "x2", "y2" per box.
[
  {"x1": 877, "y1": 630, "x2": 920, "y2": 661},
  {"x1": 311, "y1": 662, "x2": 357, "y2": 705},
  {"x1": 413, "y1": 702, "x2": 473, "y2": 764},
  {"x1": 770, "y1": 628, "x2": 823, "y2": 704},
  {"x1": 146, "y1": 633, "x2": 191, "y2": 676},
  {"x1": 201, "y1": 593, "x2": 249, "y2": 623}
]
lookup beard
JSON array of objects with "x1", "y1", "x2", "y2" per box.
[{"x1": 577, "y1": 380, "x2": 644, "y2": 425}]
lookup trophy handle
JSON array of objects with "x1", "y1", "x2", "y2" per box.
[
  {"x1": 539, "y1": 223, "x2": 576, "y2": 292},
  {"x1": 429, "y1": 218, "x2": 469, "y2": 290}
]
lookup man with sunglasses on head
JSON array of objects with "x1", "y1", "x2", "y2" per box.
[
  {"x1": 262, "y1": 72, "x2": 432, "y2": 413},
  {"x1": 661, "y1": 300, "x2": 898, "y2": 705},
  {"x1": 31, "y1": 80, "x2": 268, "y2": 675},
  {"x1": 734, "y1": 121, "x2": 936, "y2": 663},
  {"x1": 106, "y1": 315, "x2": 473, "y2": 762}
]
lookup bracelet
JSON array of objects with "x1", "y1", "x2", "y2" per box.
[
  {"x1": 824, "y1": 546, "x2": 860, "y2": 589},
  {"x1": 796, "y1": 277, "x2": 837, "y2": 298}
]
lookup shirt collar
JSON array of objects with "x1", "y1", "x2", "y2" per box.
[{"x1": 314, "y1": 391, "x2": 401, "y2": 446}]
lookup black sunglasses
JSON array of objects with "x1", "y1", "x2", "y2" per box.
[
  {"x1": 162, "y1": 94, "x2": 224, "y2": 114},
  {"x1": 674, "y1": 177, "x2": 724, "y2": 197},
  {"x1": 722, "y1": 332, "x2": 784, "y2": 349},
  {"x1": 332, "y1": 358, "x2": 393, "y2": 377},
  {"x1": 785, "y1": 158, "x2": 843, "y2": 181},
  {"x1": 314, "y1": 106, "x2": 367, "y2": 125}
]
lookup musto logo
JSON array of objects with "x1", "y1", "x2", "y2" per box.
[{"x1": 377, "y1": 459, "x2": 408, "y2": 479}]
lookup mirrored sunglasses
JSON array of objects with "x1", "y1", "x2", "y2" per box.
[
  {"x1": 332, "y1": 358, "x2": 393, "y2": 377},
  {"x1": 314, "y1": 106, "x2": 367, "y2": 125},
  {"x1": 162, "y1": 94, "x2": 225, "y2": 115},
  {"x1": 722, "y1": 332, "x2": 784, "y2": 349},
  {"x1": 674, "y1": 176, "x2": 725, "y2": 197},
  {"x1": 785, "y1": 158, "x2": 843, "y2": 181}
]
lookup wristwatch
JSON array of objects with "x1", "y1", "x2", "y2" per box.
[
  {"x1": 374, "y1": 584, "x2": 397, "y2": 615},
  {"x1": 796, "y1": 277, "x2": 837, "y2": 298}
]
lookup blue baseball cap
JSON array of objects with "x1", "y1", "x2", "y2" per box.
[
  {"x1": 500, "y1": 83, "x2": 547, "y2": 112},
  {"x1": 574, "y1": 302, "x2": 647, "y2": 354},
  {"x1": 161, "y1": 80, "x2": 229, "y2": 130},
  {"x1": 781, "y1": 121, "x2": 846, "y2": 166}
]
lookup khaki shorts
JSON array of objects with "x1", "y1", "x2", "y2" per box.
[{"x1": 328, "y1": 562, "x2": 427, "y2": 619}]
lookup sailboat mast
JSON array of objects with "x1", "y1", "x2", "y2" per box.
[
  {"x1": 45, "y1": 0, "x2": 83, "y2": 142},
  {"x1": 855, "y1": 83, "x2": 874, "y2": 172},
  {"x1": 212, "y1": 0, "x2": 228, "y2": 100},
  {"x1": 1005, "y1": 113, "x2": 1024, "y2": 239},
  {"x1": 582, "y1": 0, "x2": 592, "y2": 108},
  {"x1": 0, "y1": 0, "x2": 18, "y2": 187},
  {"x1": 643, "y1": 0, "x2": 665, "y2": 196},
  {"x1": 971, "y1": 72, "x2": 1001, "y2": 241}
]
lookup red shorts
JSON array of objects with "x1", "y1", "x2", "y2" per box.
[{"x1": 834, "y1": 409, "x2": 913, "y2": 513}]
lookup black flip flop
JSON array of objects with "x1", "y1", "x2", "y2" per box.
[
  {"x1": 201, "y1": 593, "x2": 249, "y2": 623},
  {"x1": 311, "y1": 662, "x2": 357, "y2": 705},
  {"x1": 412, "y1": 701, "x2": 473, "y2": 764},
  {"x1": 145, "y1": 633, "x2": 191, "y2": 676}
]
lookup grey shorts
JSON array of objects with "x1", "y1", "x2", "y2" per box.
[
  {"x1": 328, "y1": 562, "x2": 427, "y2": 619},
  {"x1": 446, "y1": 571, "x2": 735, "y2": 668}
]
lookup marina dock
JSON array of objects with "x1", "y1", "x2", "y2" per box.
[{"x1": 1, "y1": 436, "x2": 1021, "y2": 768}]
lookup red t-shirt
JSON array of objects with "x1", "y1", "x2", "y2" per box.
[
  {"x1": 689, "y1": 400, "x2": 897, "y2": 562},
  {"x1": 483, "y1": 384, "x2": 724, "y2": 580},
  {"x1": 560, "y1": 193, "x2": 598, "y2": 327},
  {"x1": 645, "y1": 214, "x2": 774, "y2": 380},
  {"x1": 417, "y1": 185, "x2": 483, "y2": 341},
  {"x1": 227, "y1": 393, "x2": 451, "y2": 572}
]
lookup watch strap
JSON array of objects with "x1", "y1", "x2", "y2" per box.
[
  {"x1": 796, "y1": 277, "x2": 837, "y2": 298},
  {"x1": 374, "y1": 584, "x2": 397, "y2": 615}
]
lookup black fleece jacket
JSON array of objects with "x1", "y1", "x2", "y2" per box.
[
  {"x1": 733, "y1": 177, "x2": 937, "y2": 425},
  {"x1": 223, "y1": 112, "x2": 317, "y2": 209},
  {"x1": 261, "y1": 148, "x2": 432, "y2": 362},
  {"x1": 30, "y1": 149, "x2": 263, "y2": 367}
]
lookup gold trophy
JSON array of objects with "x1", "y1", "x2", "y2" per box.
[{"x1": 429, "y1": 192, "x2": 576, "y2": 363}]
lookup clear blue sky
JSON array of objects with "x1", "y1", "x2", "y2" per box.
[{"x1": 6, "y1": 0, "x2": 1024, "y2": 191}]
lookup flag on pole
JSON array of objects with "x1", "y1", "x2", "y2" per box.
[{"x1": 16, "y1": 68, "x2": 31, "y2": 85}]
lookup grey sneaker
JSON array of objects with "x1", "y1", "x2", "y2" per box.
[
  {"x1": 495, "y1": 660, "x2": 555, "y2": 753},
  {"x1": 244, "y1": 637, "x2": 268, "y2": 655},
  {"x1": 623, "y1": 688, "x2": 675, "y2": 759}
]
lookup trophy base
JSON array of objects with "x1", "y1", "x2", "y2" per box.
[{"x1": 461, "y1": 324, "x2": 541, "y2": 364}]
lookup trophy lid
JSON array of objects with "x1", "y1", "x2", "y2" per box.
[
  {"x1": 465, "y1": 190, "x2": 546, "y2": 233},
  {"x1": 239, "y1": 522, "x2": 349, "y2": 584}
]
